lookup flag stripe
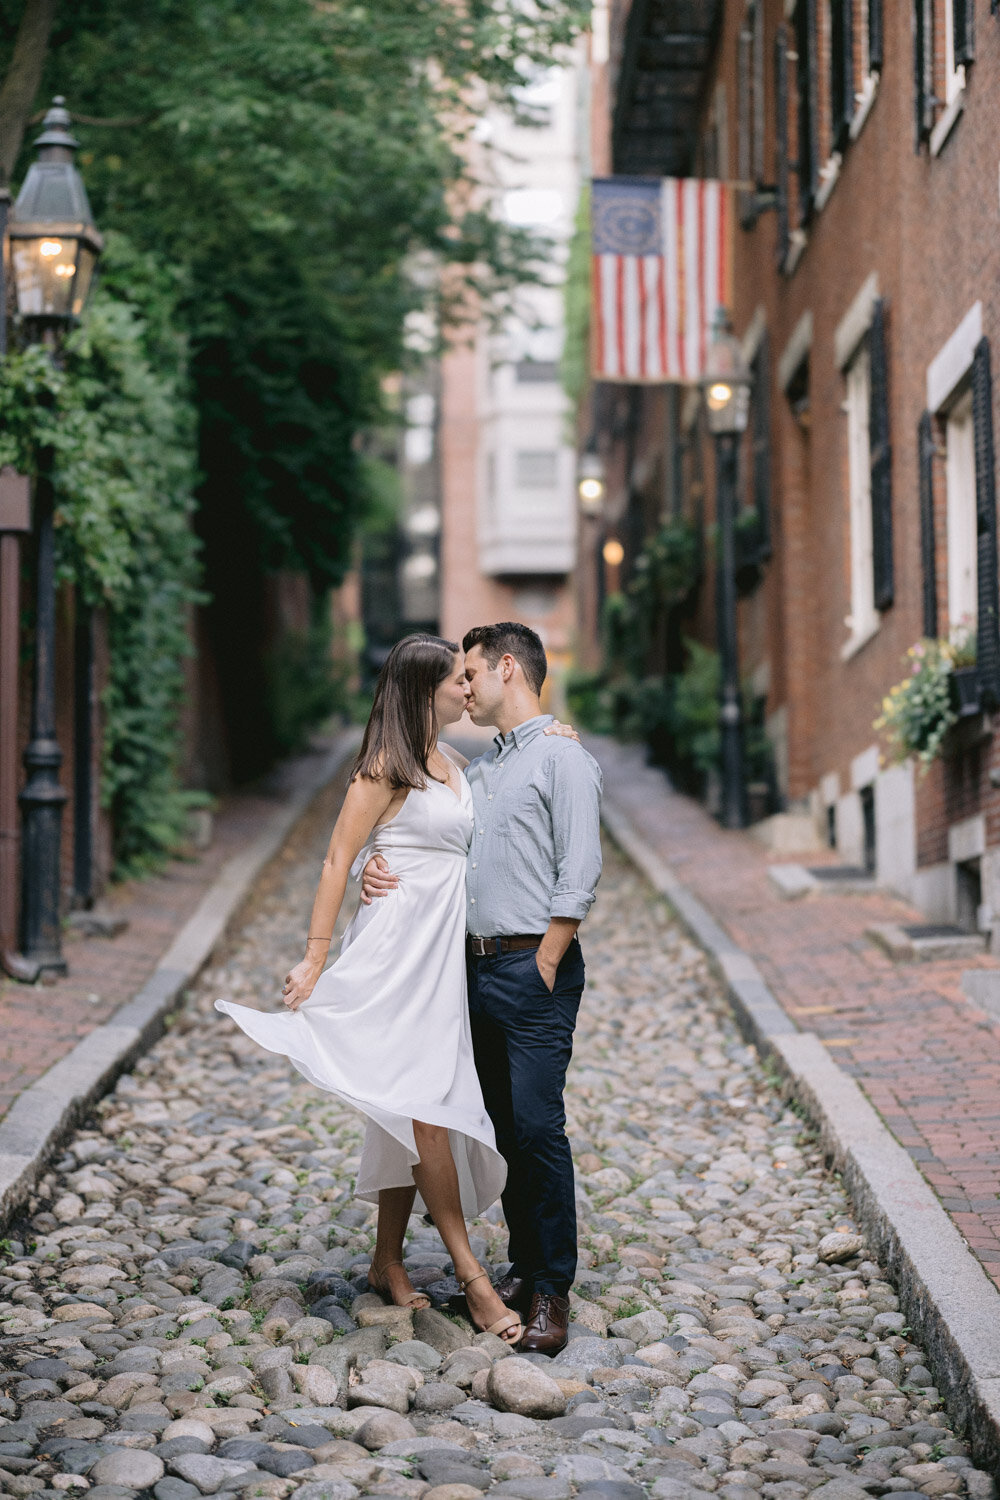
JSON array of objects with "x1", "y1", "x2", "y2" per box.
[
  {"x1": 655, "y1": 253, "x2": 668, "y2": 377},
  {"x1": 636, "y1": 257, "x2": 647, "y2": 378}
]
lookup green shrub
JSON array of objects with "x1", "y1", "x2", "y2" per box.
[
  {"x1": 565, "y1": 669, "x2": 614, "y2": 733},
  {"x1": 672, "y1": 641, "x2": 721, "y2": 780}
]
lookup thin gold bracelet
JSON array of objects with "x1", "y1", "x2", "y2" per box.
[{"x1": 306, "y1": 935, "x2": 331, "y2": 944}]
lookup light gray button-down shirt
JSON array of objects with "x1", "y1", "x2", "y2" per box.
[{"x1": 464, "y1": 714, "x2": 603, "y2": 938}]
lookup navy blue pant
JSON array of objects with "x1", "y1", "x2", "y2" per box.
[{"x1": 467, "y1": 940, "x2": 585, "y2": 1297}]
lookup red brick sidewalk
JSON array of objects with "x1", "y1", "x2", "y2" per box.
[
  {"x1": 589, "y1": 736, "x2": 1000, "y2": 1294},
  {"x1": 0, "y1": 739, "x2": 343, "y2": 1125}
]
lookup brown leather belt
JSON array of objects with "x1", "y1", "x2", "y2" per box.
[{"x1": 467, "y1": 933, "x2": 545, "y2": 957}]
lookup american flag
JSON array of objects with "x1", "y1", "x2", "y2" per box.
[{"x1": 591, "y1": 176, "x2": 733, "y2": 383}]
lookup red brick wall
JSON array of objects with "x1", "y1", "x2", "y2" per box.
[{"x1": 595, "y1": 0, "x2": 1000, "y2": 866}]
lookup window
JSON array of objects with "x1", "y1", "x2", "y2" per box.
[
  {"x1": 844, "y1": 345, "x2": 877, "y2": 650},
  {"x1": 915, "y1": 0, "x2": 973, "y2": 153},
  {"x1": 924, "y1": 326, "x2": 1000, "y2": 701},
  {"x1": 829, "y1": 0, "x2": 855, "y2": 152},
  {"x1": 945, "y1": 391, "x2": 976, "y2": 631},
  {"x1": 841, "y1": 298, "x2": 893, "y2": 655},
  {"x1": 793, "y1": 0, "x2": 819, "y2": 225},
  {"x1": 485, "y1": 452, "x2": 496, "y2": 523},
  {"x1": 944, "y1": 0, "x2": 968, "y2": 104},
  {"x1": 514, "y1": 360, "x2": 559, "y2": 384},
  {"x1": 772, "y1": 0, "x2": 880, "y2": 252},
  {"x1": 515, "y1": 450, "x2": 559, "y2": 489},
  {"x1": 737, "y1": 1, "x2": 766, "y2": 227},
  {"x1": 774, "y1": 23, "x2": 791, "y2": 264}
]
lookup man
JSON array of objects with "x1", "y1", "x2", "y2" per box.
[{"x1": 363, "y1": 622, "x2": 602, "y2": 1353}]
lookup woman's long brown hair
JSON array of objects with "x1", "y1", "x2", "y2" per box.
[{"x1": 352, "y1": 634, "x2": 460, "y2": 790}]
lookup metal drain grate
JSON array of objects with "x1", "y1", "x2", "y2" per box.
[
  {"x1": 807, "y1": 866, "x2": 871, "y2": 882},
  {"x1": 902, "y1": 923, "x2": 970, "y2": 940}
]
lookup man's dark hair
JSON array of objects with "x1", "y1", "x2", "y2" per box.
[{"x1": 463, "y1": 622, "x2": 547, "y2": 695}]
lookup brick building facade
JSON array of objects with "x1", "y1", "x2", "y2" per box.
[{"x1": 583, "y1": 0, "x2": 1000, "y2": 935}]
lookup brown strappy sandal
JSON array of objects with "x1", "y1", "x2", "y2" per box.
[
  {"x1": 458, "y1": 1267, "x2": 523, "y2": 1344},
  {"x1": 368, "y1": 1259, "x2": 431, "y2": 1310}
]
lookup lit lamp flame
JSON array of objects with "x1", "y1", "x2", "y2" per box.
[
  {"x1": 707, "y1": 380, "x2": 734, "y2": 411},
  {"x1": 578, "y1": 477, "x2": 603, "y2": 504},
  {"x1": 39, "y1": 240, "x2": 63, "y2": 257},
  {"x1": 602, "y1": 538, "x2": 625, "y2": 567}
]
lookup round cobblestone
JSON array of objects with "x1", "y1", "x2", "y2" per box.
[{"x1": 0, "y1": 826, "x2": 992, "y2": 1500}]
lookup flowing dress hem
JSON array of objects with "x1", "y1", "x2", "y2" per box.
[{"x1": 214, "y1": 997, "x2": 505, "y2": 1217}]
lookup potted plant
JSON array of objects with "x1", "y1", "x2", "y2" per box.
[{"x1": 947, "y1": 619, "x2": 980, "y2": 718}]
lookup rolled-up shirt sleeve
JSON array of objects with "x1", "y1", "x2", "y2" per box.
[{"x1": 547, "y1": 748, "x2": 603, "y2": 921}]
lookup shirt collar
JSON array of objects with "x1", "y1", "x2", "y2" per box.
[{"x1": 493, "y1": 713, "x2": 554, "y2": 753}]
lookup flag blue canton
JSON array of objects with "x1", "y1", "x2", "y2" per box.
[{"x1": 592, "y1": 178, "x2": 661, "y2": 256}]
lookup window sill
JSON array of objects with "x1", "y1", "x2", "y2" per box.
[
  {"x1": 841, "y1": 619, "x2": 880, "y2": 661},
  {"x1": 783, "y1": 229, "x2": 808, "y2": 277},
  {"x1": 849, "y1": 72, "x2": 879, "y2": 140},
  {"x1": 816, "y1": 153, "x2": 843, "y2": 214},
  {"x1": 930, "y1": 86, "x2": 965, "y2": 157}
]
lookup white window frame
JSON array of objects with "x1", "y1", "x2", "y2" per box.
[
  {"x1": 945, "y1": 390, "x2": 977, "y2": 634},
  {"x1": 842, "y1": 345, "x2": 879, "y2": 656}
]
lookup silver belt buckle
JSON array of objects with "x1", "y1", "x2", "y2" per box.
[{"x1": 470, "y1": 936, "x2": 487, "y2": 957}]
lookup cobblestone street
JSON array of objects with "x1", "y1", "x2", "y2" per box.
[{"x1": 0, "y1": 809, "x2": 990, "y2": 1500}]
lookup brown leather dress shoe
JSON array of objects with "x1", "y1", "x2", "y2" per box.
[
  {"x1": 493, "y1": 1273, "x2": 530, "y2": 1314},
  {"x1": 519, "y1": 1292, "x2": 570, "y2": 1354}
]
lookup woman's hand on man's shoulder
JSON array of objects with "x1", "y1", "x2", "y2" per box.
[{"x1": 544, "y1": 720, "x2": 581, "y2": 743}]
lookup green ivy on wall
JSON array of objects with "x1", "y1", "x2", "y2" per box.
[{"x1": 0, "y1": 232, "x2": 202, "y2": 875}]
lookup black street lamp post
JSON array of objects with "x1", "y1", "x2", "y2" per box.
[
  {"x1": 11, "y1": 98, "x2": 103, "y2": 978},
  {"x1": 702, "y1": 309, "x2": 753, "y2": 830}
]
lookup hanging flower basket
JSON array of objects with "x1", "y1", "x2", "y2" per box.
[
  {"x1": 875, "y1": 639, "x2": 957, "y2": 768},
  {"x1": 876, "y1": 626, "x2": 982, "y2": 768}
]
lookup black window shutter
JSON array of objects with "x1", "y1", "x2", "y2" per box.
[
  {"x1": 774, "y1": 23, "x2": 790, "y2": 265},
  {"x1": 752, "y1": 0, "x2": 766, "y2": 183},
  {"x1": 954, "y1": 0, "x2": 974, "y2": 65},
  {"x1": 973, "y1": 338, "x2": 1000, "y2": 703},
  {"x1": 795, "y1": 0, "x2": 820, "y2": 223},
  {"x1": 918, "y1": 411, "x2": 938, "y2": 638},
  {"x1": 868, "y1": 0, "x2": 884, "y2": 70},
  {"x1": 914, "y1": 0, "x2": 933, "y2": 147},
  {"x1": 830, "y1": 0, "x2": 855, "y2": 150},
  {"x1": 738, "y1": 22, "x2": 754, "y2": 228},
  {"x1": 868, "y1": 299, "x2": 894, "y2": 610},
  {"x1": 753, "y1": 335, "x2": 772, "y2": 560}
]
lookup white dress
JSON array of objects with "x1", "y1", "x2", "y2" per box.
[{"x1": 215, "y1": 770, "x2": 505, "y2": 1217}]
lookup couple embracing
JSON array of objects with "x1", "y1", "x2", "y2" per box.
[{"x1": 217, "y1": 623, "x2": 602, "y2": 1354}]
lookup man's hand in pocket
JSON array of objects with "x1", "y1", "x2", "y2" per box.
[{"x1": 535, "y1": 953, "x2": 557, "y2": 992}]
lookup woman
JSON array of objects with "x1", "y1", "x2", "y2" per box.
[{"x1": 217, "y1": 634, "x2": 570, "y2": 1343}]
